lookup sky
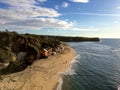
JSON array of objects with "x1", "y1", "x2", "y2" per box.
[{"x1": 0, "y1": 0, "x2": 120, "y2": 38}]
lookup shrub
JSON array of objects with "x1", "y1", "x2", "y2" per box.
[
  {"x1": 0, "y1": 31, "x2": 61, "y2": 74},
  {"x1": 0, "y1": 47, "x2": 15, "y2": 63}
]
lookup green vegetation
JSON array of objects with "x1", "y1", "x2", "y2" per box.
[
  {"x1": 42, "y1": 35, "x2": 100, "y2": 42},
  {"x1": 0, "y1": 30, "x2": 99, "y2": 74},
  {"x1": 0, "y1": 31, "x2": 60, "y2": 74}
]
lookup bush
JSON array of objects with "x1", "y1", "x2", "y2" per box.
[
  {"x1": 0, "y1": 47, "x2": 15, "y2": 63},
  {"x1": 1, "y1": 61, "x2": 27, "y2": 74},
  {"x1": 0, "y1": 31, "x2": 61, "y2": 74}
]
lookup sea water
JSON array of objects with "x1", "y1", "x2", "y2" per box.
[{"x1": 57, "y1": 39, "x2": 120, "y2": 90}]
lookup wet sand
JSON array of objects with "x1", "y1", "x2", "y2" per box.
[{"x1": 0, "y1": 45, "x2": 75, "y2": 90}]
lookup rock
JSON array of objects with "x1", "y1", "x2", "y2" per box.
[
  {"x1": 0, "y1": 62, "x2": 9, "y2": 70},
  {"x1": 17, "y1": 52, "x2": 27, "y2": 61},
  {"x1": 3, "y1": 63, "x2": 9, "y2": 67},
  {"x1": 52, "y1": 51, "x2": 56, "y2": 55},
  {"x1": 11, "y1": 53, "x2": 17, "y2": 62}
]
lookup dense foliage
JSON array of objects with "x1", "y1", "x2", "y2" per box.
[
  {"x1": 0, "y1": 30, "x2": 99, "y2": 74},
  {"x1": 0, "y1": 31, "x2": 60, "y2": 74}
]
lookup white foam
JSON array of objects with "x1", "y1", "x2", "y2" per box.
[
  {"x1": 65, "y1": 54, "x2": 80, "y2": 75},
  {"x1": 57, "y1": 78, "x2": 63, "y2": 90},
  {"x1": 118, "y1": 85, "x2": 120, "y2": 90},
  {"x1": 56, "y1": 54, "x2": 80, "y2": 90}
]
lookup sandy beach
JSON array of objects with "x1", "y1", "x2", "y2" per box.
[{"x1": 0, "y1": 45, "x2": 75, "y2": 90}]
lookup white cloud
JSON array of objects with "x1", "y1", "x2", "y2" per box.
[
  {"x1": 86, "y1": 13, "x2": 120, "y2": 17},
  {"x1": 73, "y1": 13, "x2": 120, "y2": 17},
  {"x1": 37, "y1": 0, "x2": 47, "y2": 2},
  {"x1": 62, "y1": 2, "x2": 70, "y2": 8},
  {"x1": 55, "y1": 2, "x2": 70, "y2": 10},
  {"x1": 55, "y1": 5, "x2": 59, "y2": 9},
  {"x1": 0, "y1": 0, "x2": 73, "y2": 30},
  {"x1": 6, "y1": 18, "x2": 73, "y2": 29},
  {"x1": 0, "y1": 17, "x2": 73, "y2": 30},
  {"x1": 70, "y1": 0, "x2": 89, "y2": 3},
  {"x1": 0, "y1": 0, "x2": 36, "y2": 7},
  {"x1": 113, "y1": 21, "x2": 119, "y2": 24},
  {"x1": 117, "y1": 7, "x2": 120, "y2": 9},
  {"x1": 0, "y1": 0, "x2": 60, "y2": 18},
  {"x1": 71, "y1": 27, "x2": 98, "y2": 31}
]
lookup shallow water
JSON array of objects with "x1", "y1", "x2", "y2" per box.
[{"x1": 58, "y1": 39, "x2": 120, "y2": 90}]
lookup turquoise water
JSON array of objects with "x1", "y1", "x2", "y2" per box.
[{"x1": 58, "y1": 39, "x2": 120, "y2": 90}]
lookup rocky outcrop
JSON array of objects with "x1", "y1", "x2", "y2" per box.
[{"x1": 17, "y1": 52, "x2": 27, "y2": 61}]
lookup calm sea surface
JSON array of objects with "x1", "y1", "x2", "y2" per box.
[{"x1": 57, "y1": 39, "x2": 120, "y2": 90}]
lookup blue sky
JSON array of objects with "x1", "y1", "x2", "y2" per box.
[{"x1": 0, "y1": 0, "x2": 120, "y2": 38}]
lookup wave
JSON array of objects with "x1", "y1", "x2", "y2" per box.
[
  {"x1": 64, "y1": 40, "x2": 120, "y2": 90},
  {"x1": 57, "y1": 54, "x2": 80, "y2": 90}
]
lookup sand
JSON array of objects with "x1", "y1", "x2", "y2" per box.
[{"x1": 0, "y1": 45, "x2": 75, "y2": 90}]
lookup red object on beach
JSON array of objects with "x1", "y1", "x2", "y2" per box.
[{"x1": 41, "y1": 49, "x2": 48, "y2": 58}]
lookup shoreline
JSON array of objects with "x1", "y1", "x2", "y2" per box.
[{"x1": 0, "y1": 45, "x2": 75, "y2": 90}]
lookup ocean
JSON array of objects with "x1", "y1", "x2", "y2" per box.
[{"x1": 57, "y1": 39, "x2": 120, "y2": 90}]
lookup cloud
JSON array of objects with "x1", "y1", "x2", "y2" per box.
[
  {"x1": 62, "y1": 2, "x2": 70, "y2": 8},
  {"x1": 55, "y1": 2, "x2": 70, "y2": 10},
  {"x1": 66, "y1": 12, "x2": 120, "y2": 17},
  {"x1": 79, "y1": 13, "x2": 120, "y2": 17},
  {"x1": 0, "y1": 0, "x2": 60, "y2": 18},
  {"x1": 70, "y1": 0, "x2": 89, "y2": 3},
  {"x1": 117, "y1": 7, "x2": 120, "y2": 9},
  {"x1": 6, "y1": 18, "x2": 73, "y2": 29},
  {"x1": 55, "y1": 5, "x2": 59, "y2": 9},
  {"x1": 113, "y1": 21, "x2": 119, "y2": 24},
  {"x1": 0, "y1": 0, "x2": 72, "y2": 30},
  {"x1": 0, "y1": 0, "x2": 36, "y2": 7},
  {"x1": 0, "y1": 17, "x2": 73, "y2": 30},
  {"x1": 37, "y1": 0, "x2": 47, "y2": 2},
  {"x1": 71, "y1": 27, "x2": 98, "y2": 31}
]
